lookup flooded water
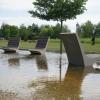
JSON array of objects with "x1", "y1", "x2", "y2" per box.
[{"x1": 0, "y1": 50, "x2": 100, "y2": 100}]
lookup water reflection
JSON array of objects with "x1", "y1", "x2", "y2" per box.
[
  {"x1": 31, "y1": 57, "x2": 100, "y2": 100},
  {"x1": 63, "y1": 67, "x2": 84, "y2": 99},
  {"x1": 31, "y1": 66, "x2": 84, "y2": 100},
  {"x1": 8, "y1": 58, "x2": 20, "y2": 67},
  {"x1": 35, "y1": 54, "x2": 48, "y2": 71}
]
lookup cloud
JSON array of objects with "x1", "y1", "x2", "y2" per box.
[
  {"x1": 0, "y1": 0, "x2": 33, "y2": 10},
  {"x1": 86, "y1": 0, "x2": 100, "y2": 8},
  {"x1": 0, "y1": 16, "x2": 33, "y2": 27},
  {"x1": 86, "y1": 0, "x2": 100, "y2": 15}
]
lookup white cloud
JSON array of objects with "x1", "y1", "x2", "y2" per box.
[
  {"x1": 0, "y1": 0, "x2": 33, "y2": 10},
  {"x1": 86, "y1": 0, "x2": 100, "y2": 8},
  {"x1": 0, "y1": 16, "x2": 33, "y2": 27}
]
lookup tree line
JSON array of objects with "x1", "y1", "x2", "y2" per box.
[
  {"x1": 0, "y1": 23, "x2": 70, "y2": 40},
  {"x1": 76, "y1": 20, "x2": 100, "y2": 38},
  {"x1": 0, "y1": 20, "x2": 100, "y2": 40}
]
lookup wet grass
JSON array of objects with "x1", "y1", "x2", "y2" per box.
[{"x1": 0, "y1": 38, "x2": 100, "y2": 53}]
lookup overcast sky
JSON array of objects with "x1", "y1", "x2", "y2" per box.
[{"x1": 0, "y1": 0, "x2": 100, "y2": 32}]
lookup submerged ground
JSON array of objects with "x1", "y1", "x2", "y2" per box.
[{"x1": 0, "y1": 50, "x2": 100, "y2": 100}]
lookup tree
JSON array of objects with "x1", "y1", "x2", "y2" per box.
[
  {"x1": 29, "y1": 0, "x2": 87, "y2": 53},
  {"x1": 9, "y1": 25, "x2": 19, "y2": 37},
  {"x1": 52, "y1": 23, "x2": 70, "y2": 38},
  {"x1": 39, "y1": 25, "x2": 54, "y2": 38},
  {"x1": 80, "y1": 21, "x2": 94, "y2": 38},
  {"x1": 30, "y1": 23, "x2": 40, "y2": 39},
  {"x1": 52, "y1": 23, "x2": 61, "y2": 38},
  {"x1": 0, "y1": 23, "x2": 10, "y2": 39},
  {"x1": 95, "y1": 23, "x2": 100, "y2": 37},
  {"x1": 19, "y1": 24, "x2": 28, "y2": 41}
]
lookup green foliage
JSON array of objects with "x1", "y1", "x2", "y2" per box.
[
  {"x1": 77, "y1": 21, "x2": 94, "y2": 38},
  {"x1": 95, "y1": 23, "x2": 100, "y2": 37},
  {"x1": 39, "y1": 25, "x2": 54, "y2": 37},
  {"x1": 10, "y1": 25, "x2": 19, "y2": 37},
  {"x1": 0, "y1": 24, "x2": 10, "y2": 39},
  {"x1": 28, "y1": 23, "x2": 40, "y2": 39},
  {"x1": 39, "y1": 23, "x2": 70, "y2": 38},
  {"x1": 52, "y1": 23, "x2": 61, "y2": 38},
  {"x1": 29, "y1": 0, "x2": 87, "y2": 22},
  {"x1": 52, "y1": 23, "x2": 70, "y2": 38},
  {"x1": 19, "y1": 24, "x2": 28, "y2": 41},
  {"x1": 0, "y1": 24, "x2": 19, "y2": 39},
  {"x1": 0, "y1": 23, "x2": 70, "y2": 40}
]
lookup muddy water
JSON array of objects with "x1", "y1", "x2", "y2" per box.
[{"x1": 0, "y1": 50, "x2": 100, "y2": 100}]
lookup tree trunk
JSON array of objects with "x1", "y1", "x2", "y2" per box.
[{"x1": 60, "y1": 20, "x2": 63, "y2": 54}]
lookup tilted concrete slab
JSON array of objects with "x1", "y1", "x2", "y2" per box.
[{"x1": 60, "y1": 33, "x2": 99, "y2": 67}]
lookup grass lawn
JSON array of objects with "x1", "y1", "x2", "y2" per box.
[{"x1": 0, "y1": 38, "x2": 100, "y2": 53}]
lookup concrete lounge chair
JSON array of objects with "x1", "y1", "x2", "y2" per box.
[
  {"x1": 60, "y1": 33, "x2": 99, "y2": 67},
  {"x1": 2, "y1": 37, "x2": 20, "y2": 53},
  {"x1": 28, "y1": 37, "x2": 49, "y2": 55}
]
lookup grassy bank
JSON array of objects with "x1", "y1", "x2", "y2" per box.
[{"x1": 0, "y1": 38, "x2": 100, "y2": 53}]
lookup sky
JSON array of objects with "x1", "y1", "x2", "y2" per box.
[{"x1": 0, "y1": 0, "x2": 100, "y2": 32}]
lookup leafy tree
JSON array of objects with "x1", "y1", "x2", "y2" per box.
[
  {"x1": 19, "y1": 24, "x2": 29, "y2": 41},
  {"x1": 0, "y1": 24, "x2": 10, "y2": 39},
  {"x1": 95, "y1": 23, "x2": 100, "y2": 37},
  {"x1": 9, "y1": 25, "x2": 19, "y2": 37},
  {"x1": 52, "y1": 23, "x2": 61, "y2": 38},
  {"x1": 27, "y1": 25, "x2": 34, "y2": 40},
  {"x1": 80, "y1": 21, "x2": 94, "y2": 38},
  {"x1": 30, "y1": 23, "x2": 40, "y2": 39},
  {"x1": 29, "y1": 0, "x2": 87, "y2": 53},
  {"x1": 0, "y1": 24, "x2": 19, "y2": 39},
  {"x1": 52, "y1": 23, "x2": 70, "y2": 38},
  {"x1": 27, "y1": 23, "x2": 40, "y2": 40},
  {"x1": 39, "y1": 23, "x2": 70, "y2": 38},
  {"x1": 31, "y1": 23, "x2": 40, "y2": 33},
  {"x1": 39, "y1": 25, "x2": 54, "y2": 38}
]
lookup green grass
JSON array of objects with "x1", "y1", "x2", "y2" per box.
[
  {"x1": 0, "y1": 38, "x2": 100, "y2": 53},
  {"x1": 0, "y1": 40, "x2": 7, "y2": 47},
  {"x1": 80, "y1": 38, "x2": 100, "y2": 44},
  {"x1": 82, "y1": 43, "x2": 100, "y2": 53}
]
